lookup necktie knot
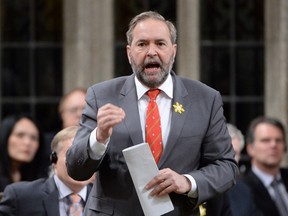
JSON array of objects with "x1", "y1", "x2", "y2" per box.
[
  {"x1": 68, "y1": 193, "x2": 83, "y2": 216},
  {"x1": 69, "y1": 193, "x2": 81, "y2": 204},
  {"x1": 271, "y1": 178, "x2": 281, "y2": 187},
  {"x1": 147, "y1": 89, "x2": 160, "y2": 101}
]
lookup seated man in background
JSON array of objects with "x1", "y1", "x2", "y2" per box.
[
  {"x1": 239, "y1": 116, "x2": 288, "y2": 216},
  {"x1": 58, "y1": 88, "x2": 86, "y2": 128},
  {"x1": 44, "y1": 88, "x2": 87, "y2": 169},
  {"x1": 227, "y1": 123, "x2": 245, "y2": 163},
  {"x1": 204, "y1": 123, "x2": 261, "y2": 216},
  {"x1": 0, "y1": 126, "x2": 92, "y2": 216}
]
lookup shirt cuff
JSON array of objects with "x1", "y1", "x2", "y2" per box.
[
  {"x1": 89, "y1": 128, "x2": 109, "y2": 160},
  {"x1": 183, "y1": 174, "x2": 198, "y2": 198}
]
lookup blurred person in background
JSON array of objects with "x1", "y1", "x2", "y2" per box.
[
  {"x1": 204, "y1": 123, "x2": 261, "y2": 216},
  {"x1": 239, "y1": 116, "x2": 288, "y2": 216},
  {"x1": 227, "y1": 123, "x2": 245, "y2": 163},
  {"x1": 0, "y1": 114, "x2": 49, "y2": 191},
  {"x1": 58, "y1": 88, "x2": 86, "y2": 129},
  {"x1": 0, "y1": 126, "x2": 93, "y2": 216},
  {"x1": 227, "y1": 123, "x2": 261, "y2": 216},
  {"x1": 45, "y1": 88, "x2": 86, "y2": 141},
  {"x1": 44, "y1": 87, "x2": 87, "y2": 163}
]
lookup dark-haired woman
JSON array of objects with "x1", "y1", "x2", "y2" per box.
[{"x1": 0, "y1": 114, "x2": 49, "y2": 191}]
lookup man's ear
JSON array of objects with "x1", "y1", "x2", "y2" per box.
[
  {"x1": 126, "y1": 45, "x2": 131, "y2": 64},
  {"x1": 173, "y1": 44, "x2": 177, "y2": 59},
  {"x1": 246, "y1": 143, "x2": 254, "y2": 157}
]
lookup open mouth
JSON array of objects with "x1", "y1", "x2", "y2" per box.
[{"x1": 144, "y1": 62, "x2": 161, "y2": 72}]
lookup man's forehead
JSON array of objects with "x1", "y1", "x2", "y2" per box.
[
  {"x1": 132, "y1": 19, "x2": 170, "y2": 40},
  {"x1": 134, "y1": 19, "x2": 168, "y2": 31}
]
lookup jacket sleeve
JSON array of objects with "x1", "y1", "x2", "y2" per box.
[
  {"x1": 0, "y1": 185, "x2": 18, "y2": 216},
  {"x1": 190, "y1": 91, "x2": 239, "y2": 205},
  {"x1": 66, "y1": 86, "x2": 104, "y2": 181}
]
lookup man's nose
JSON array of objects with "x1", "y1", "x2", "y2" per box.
[{"x1": 147, "y1": 44, "x2": 157, "y2": 56}]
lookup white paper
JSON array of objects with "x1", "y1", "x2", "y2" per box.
[{"x1": 122, "y1": 143, "x2": 174, "y2": 216}]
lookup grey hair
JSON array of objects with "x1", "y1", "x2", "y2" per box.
[
  {"x1": 51, "y1": 126, "x2": 79, "y2": 153},
  {"x1": 126, "y1": 11, "x2": 177, "y2": 45},
  {"x1": 227, "y1": 123, "x2": 245, "y2": 151}
]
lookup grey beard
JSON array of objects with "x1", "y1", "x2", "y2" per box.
[
  {"x1": 135, "y1": 70, "x2": 169, "y2": 88},
  {"x1": 131, "y1": 56, "x2": 174, "y2": 88}
]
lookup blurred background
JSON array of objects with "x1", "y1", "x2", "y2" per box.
[{"x1": 0, "y1": 0, "x2": 287, "y2": 166}]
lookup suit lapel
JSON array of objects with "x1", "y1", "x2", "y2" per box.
[
  {"x1": 118, "y1": 74, "x2": 192, "y2": 159},
  {"x1": 248, "y1": 171, "x2": 279, "y2": 213},
  {"x1": 119, "y1": 74, "x2": 144, "y2": 146},
  {"x1": 43, "y1": 178, "x2": 61, "y2": 216},
  {"x1": 158, "y1": 74, "x2": 191, "y2": 166},
  {"x1": 280, "y1": 169, "x2": 288, "y2": 191}
]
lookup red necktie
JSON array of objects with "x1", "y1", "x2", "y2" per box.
[
  {"x1": 146, "y1": 89, "x2": 163, "y2": 163},
  {"x1": 68, "y1": 193, "x2": 83, "y2": 216}
]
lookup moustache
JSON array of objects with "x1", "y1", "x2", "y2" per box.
[{"x1": 143, "y1": 58, "x2": 162, "y2": 68}]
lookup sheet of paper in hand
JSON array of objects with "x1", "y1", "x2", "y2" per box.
[{"x1": 122, "y1": 143, "x2": 174, "y2": 216}]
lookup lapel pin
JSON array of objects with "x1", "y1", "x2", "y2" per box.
[
  {"x1": 173, "y1": 102, "x2": 185, "y2": 114},
  {"x1": 199, "y1": 204, "x2": 207, "y2": 216}
]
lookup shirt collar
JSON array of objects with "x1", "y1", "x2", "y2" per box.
[
  {"x1": 53, "y1": 175, "x2": 87, "y2": 201},
  {"x1": 135, "y1": 73, "x2": 173, "y2": 100},
  {"x1": 252, "y1": 165, "x2": 281, "y2": 187}
]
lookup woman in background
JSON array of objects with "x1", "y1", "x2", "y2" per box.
[{"x1": 0, "y1": 114, "x2": 49, "y2": 191}]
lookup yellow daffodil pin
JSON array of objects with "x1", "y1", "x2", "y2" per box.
[
  {"x1": 199, "y1": 204, "x2": 207, "y2": 216},
  {"x1": 173, "y1": 102, "x2": 185, "y2": 114}
]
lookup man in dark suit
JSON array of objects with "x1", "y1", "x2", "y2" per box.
[
  {"x1": 239, "y1": 116, "x2": 288, "y2": 216},
  {"x1": 66, "y1": 11, "x2": 238, "y2": 215},
  {"x1": 0, "y1": 126, "x2": 93, "y2": 216},
  {"x1": 204, "y1": 123, "x2": 261, "y2": 216}
]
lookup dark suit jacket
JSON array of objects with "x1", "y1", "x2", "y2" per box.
[
  {"x1": 0, "y1": 177, "x2": 91, "y2": 216},
  {"x1": 239, "y1": 169, "x2": 288, "y2": 216},
  {"x1": 66, "y1": 72, "x2": 239, "y2": 216},
  {"x1": 204, "y1": 180, "x2": 263, "y2": 216},
  {"x1": 203, "y1": 193, "x2": 232, "y2": 216}
]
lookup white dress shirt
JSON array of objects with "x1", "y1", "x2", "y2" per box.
[
  {"x1": 135, "y1": 74, "x2": 172, "y2": 148},
  {"x1": 54, "y1": 175, "x2": 87, "y2": 216},
  {"x1": 252, "y1": 165, "x2": 288, "y2": 210}
]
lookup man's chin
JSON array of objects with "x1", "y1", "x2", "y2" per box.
[
  {"x1": 144, "y1": 68, "x2": 161, "y2": 74},
  {"x1": 136, "y1": 70, "x2": 167, "y2": 88},
  {"x1": 264, "y1": 161, "x2": 282, "y2": 168}
]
